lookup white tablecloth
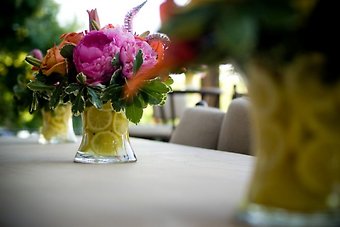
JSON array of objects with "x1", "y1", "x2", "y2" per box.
[{"x1": 0, "y1": 137, "x2": 254, "y2": 227}]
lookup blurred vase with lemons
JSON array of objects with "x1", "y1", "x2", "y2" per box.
[
  {"x1": 24, "y1": 2, "x2": 172, "y2": 163},
  {"x1": 39, "y1": 103, "x2": 77, "y2": 144},
  {"x1": 240, "y1": 54, "x2": 340, "y2": 226},
  {"x1": 156, "y1": 0, "x2": 340, "y2": 225}
]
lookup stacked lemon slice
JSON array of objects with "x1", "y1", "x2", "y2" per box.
[
  {"x1": 247, "y1": 57, "x2": 340, "y2": 212},
  {"x1": 41, "y1": 104, "x2": 72, "y2": 140},
  {"x1": 80, "y1": 103, "x2": 129, "y2": 156}
]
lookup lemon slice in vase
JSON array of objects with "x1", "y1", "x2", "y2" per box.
[
  {"x1": 90, "y1": 131, "x2": 122, "y2": 156},
  {"x1": 86, "y1": 106, "x2": 113, "y2": 132}
]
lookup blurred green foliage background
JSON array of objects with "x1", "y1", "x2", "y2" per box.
[{"x1": 0, "y1": 0, "x2": 78, "y2": 134}]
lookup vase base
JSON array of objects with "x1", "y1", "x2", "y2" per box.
[
  {"x1": 74, "y1": 151, "x2": 137, "y2": 164},
  {"x1": 236, "y1": 203, "x2": 340, "y2": 227}
]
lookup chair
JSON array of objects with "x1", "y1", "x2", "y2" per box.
[
  {"x1": 152, "y1": 93, "x2": 187, "y2": 128},
  {"x1": 231, "y1": 84, "x2": 247, "y2": 100},
  {"x1": 217, "y1": 97, "x2": 252, "y2": 155},
  {"x1": 129, "y1": 123, "x2": 173, "y2": 141},
  {"x1": 129, "y1": 94, "x2": 187, "y2": 142},
  {"x1": 169, "y1": 106, "x2": 225, "y2": 149},
  {"x1": 154, "y1": 87, "x2": 222, "y2": 128},
  {"x1": 130, "y1": 88, "x2": 222, "y2": 142}
]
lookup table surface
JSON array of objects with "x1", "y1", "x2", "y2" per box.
[{"x1": 0, "y1": 136, "x2": 254, "y2": 227}]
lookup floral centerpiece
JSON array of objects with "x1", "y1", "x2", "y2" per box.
[{"x1": 24, "y1": 1, "x2": 172, "y2": 163}]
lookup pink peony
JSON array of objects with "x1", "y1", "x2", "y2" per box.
[
  {"x1": 120, "y1": 39, "x2": 158, "y2": 78},
  {"x1": 73, "y1": 26, "x2": 158, "y2": 84},
  {"x1": 104, "y1": 26, "x2": 158, "y2": 78},
  {"x1": 73, "y1": 31, "x2": 116, "y2": 84},
  {"x1": 135, "y1": 39, "x2": 158, "y2": 71}
]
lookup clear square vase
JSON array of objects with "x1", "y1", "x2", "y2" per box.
[
  {"x1": 236, "y1": 54, "x2": 340, "y2": 226},
  {"x1": 74, "y1": 103, "x2": 137, "y2": 164},
  {"x1": 39, "y1": 103, "x2": 77, "y2": 144}
]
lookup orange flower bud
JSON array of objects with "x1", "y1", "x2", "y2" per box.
[
  {"x1": 59, "y1": 32, "x2": 84, "y2": 48},
  {"x1": 41, "y1": 45, "x2": 67, "y2": 76}
]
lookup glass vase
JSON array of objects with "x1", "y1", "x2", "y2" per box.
[
  {"x1": 74, "y1": 103, "x2": 137, "y2": 164},
  {"x1": 237, "y1": 55, "x2": 340, "y2": 226},
  {"x1": 39, "y1": 103, "x2": 77, "y2": 144}
]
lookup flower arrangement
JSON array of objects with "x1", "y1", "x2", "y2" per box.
[{"x1": 24, "y1": 1, "x2": 172, "y2": 124}]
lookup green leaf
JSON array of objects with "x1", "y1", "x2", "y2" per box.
[
  {"x1": 29, "y1": 92, "x2": 39, "y2": 113},
  {"x1": 111, "y1": 99, "x2": 124, "y2": 112},
  {"x1": 126, "y1": 101, "x2": 143, "y2": 124},
  {"x1": 102, "y1": 84, "x2": 125, "y2": 112},
  {"x1": 27, "y1": 80, "x2": 55, "y2": 92},
  {"x1": 144, "y1": 78, "x2": 172, "y2": 93},
  {"x1": 65, "y1": 83, "x2": 81, "y2": 95},
  {"x1": 76, "y1": 73, "x2": 87, "y2": 84},
  {"x1": 87, "y1": 87, "x2": 103, "y2": 109},
  {"x1": 111, "y1": 53, "x2": 120, "y2": 67},
  {"x1": 102, "y1": 84, "x2": 123, "y2": 102},
  {"x1": 164, "y1": 76, "x2": 174, "y2": 86},
  {"x1": 72, "y1": 88, "x2": 85, "y2": 116},
  {"x1": 136, "y1": 93, "x2": 147, "y2": 108},
  {"x1": 110, "y1": 68, "x2": 122, "y2": 85},
  {"x1": 139, "y1": 31, "x2": 150, "y2": 38},
  {"x1": 142, "y1": 90, "x2": 167, "y2": 105},
  {"x1": 60, "y1": 44, "x2": 75, "y2": 59},
  {"x1": 133, "y1": 49, "x2": 143, "y2": 74},
  {"x1": 25, "y1": 55, "x2": 42, "y2": 67},
  {"x1": 49, "y1": 88, "x2": 63, "y2": 109},
  {"x1": 140, "y1": 78, "x2": 171, "y2": 105},
  {"x1": 215, "y1": 12, "x2": 256, "y2": 61}
]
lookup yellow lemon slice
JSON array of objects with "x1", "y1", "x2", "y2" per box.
[
  {"x1": 113, "y1": 112, "x2": 128, "y2": 135},
  {"x1": 86, "y1": 106, "x2": 113, "y2": 132},
  {"x1": 78, "y1": 130, "x2": 93, "y2": 152},
  {"x1": 295, "y1": 141, "x2": 336, "y2": 196},
  {"x1": 250, "y1": 158, "x2": 327, "y2": 212},
  {"x1": 248, "y1": 65, "x2": 280, "y2": 118},
  {"x1": 101, "y1": 102, "x2": 113, "y2": 111},
  {"x1": 90, "y1": 131, "x2": 121, "y2": 156}
]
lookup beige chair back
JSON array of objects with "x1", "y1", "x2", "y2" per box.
[
  {"x1": 217, "y1": 97, "x2": 251, "y2": 155},
  {"x1": 170, "y1": 107, "x2": 225, "y2": 149}
]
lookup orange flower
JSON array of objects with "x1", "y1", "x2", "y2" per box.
[
  {"x1": 41, "y1": 45, "x2": 67, "y2": 76},
  {"x1": 59, "y1": 32, "x2": 84, "y2": 48},
  {"x1": 160, "y1": 0, "x2": 179, "y2": 23},
  {"x1": 148, "y1": 39, "x2": 165, "y2": 62}
]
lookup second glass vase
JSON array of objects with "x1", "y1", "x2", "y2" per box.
[{"x1": 39, "y1": 103, "x2": 77, "y2": 144}]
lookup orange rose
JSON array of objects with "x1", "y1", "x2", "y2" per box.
[
  {"x1": 59, "y1": 32, "x2": 84, "y2": 48},
  {"x1": 41, "y1": 45, "x2": 67, "y2": 76}
]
